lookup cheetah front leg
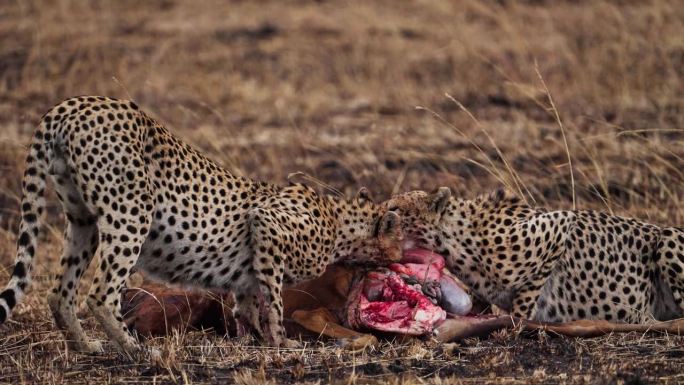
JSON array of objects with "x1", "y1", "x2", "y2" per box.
[
  {"x1": 506, "y1": 211, "x2": 575, "y2": 320},
  {"x1": 233, "y1": 287, "x2": 265, "y2": 339},
  {"x1": 253, "y1": 258, "x2": 299, "y2": 348},
  {"x1": 248, "y1": 208, "x2": 300, "y2": 348},
  {"x1": 511, "y1": 280, "x2": 546, "y2": 320}
]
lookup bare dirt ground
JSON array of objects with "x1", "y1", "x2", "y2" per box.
[{"x1": 0, "y1": 0, "x2": 683, "y2": 383}]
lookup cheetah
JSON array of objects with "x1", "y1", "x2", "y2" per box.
[
  {"x1": 383, "y1": 187, "x2": 684, "y2": 324},
  {"x1": 0, "y1": 96, "x2": 402, "y2": 357}
]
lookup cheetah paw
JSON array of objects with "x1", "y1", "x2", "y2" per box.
[
  {"x1": 73, "y1": 340, "x2": 104, "y2": 355},
  {"x1": 148, "y1": 347, "x2": 163, "y2": 364},
  {"x1": 281, "y1": 338, "x2": 303, "y2": 349},
  {"x1": 124, "y1": 346, "x2": 162, "y2": 363}
]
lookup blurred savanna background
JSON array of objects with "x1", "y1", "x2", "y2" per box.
[{"x1": 0, "y1": 0, "x2": 683, "y2": 384}]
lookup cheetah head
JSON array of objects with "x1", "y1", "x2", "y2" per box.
[
  {"x1": 382, "y1": 187, "x2": 452, "y2": 252},
  {"x1": 332, "y1": 187, "x2": 404, "y2": 265}
]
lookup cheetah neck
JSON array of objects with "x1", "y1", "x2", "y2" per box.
[
  {"x1": 330, "y1": 197, "x2": 360, "y2": 233},
  {"x1": 432, "y1": 197, "x2": 480, "y2": 278},
  {"x1": 436, "y1": 190, "x2": 524, "y2": 259},
  {"x1": 324, "y1": 195, "x2": 386, "y2": 263}
]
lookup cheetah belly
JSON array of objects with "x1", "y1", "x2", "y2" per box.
[{"x1": 135, "y1": 207, "x2": 252, "y2": 290}]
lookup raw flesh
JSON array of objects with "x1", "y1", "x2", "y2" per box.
[{"x1": 346, "y1": 249, "x2": 472, "y2": 335}]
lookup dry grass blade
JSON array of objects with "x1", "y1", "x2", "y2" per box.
[
  {"x1": 414, "y1": 105, "x2": 511, "y2": 192},
  {"x1": 534, "y1": 61, "x2": 576, "y2": 210},
  {"x1": 287, "y1": 171, "x2": 344, "y2": 197},
  {"x1": 444, "y1": 93, "x2": 533, "y2": 205}
]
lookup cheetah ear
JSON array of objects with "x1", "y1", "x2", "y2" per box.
[
  {"x1": 355, "y1": 187, "x2": 373, "y2": 205},
  {"x1": 428, "y1": 186, "x2": 451, "y2": 214},
  {"x1": 378, "y1": 211, "x2": 401, "y2": 239}
]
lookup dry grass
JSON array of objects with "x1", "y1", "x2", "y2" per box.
[{"x1": 0, "y1": 0, "x2": 683, "y2": 383}]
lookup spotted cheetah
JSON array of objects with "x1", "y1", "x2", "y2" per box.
[
  {"x1": 383, "y1": 187, "x2": 684, "y2": 323},
  {"x1": 0, "y1": 96, "x2": 402, "y2": 356}
]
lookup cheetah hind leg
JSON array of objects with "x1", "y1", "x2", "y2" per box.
[
  {"x1": 86, "y1": 215, "x2": 156, "y2": 360},
  {"x1": 657, "y1": 228, "x2": 684, "y2": 317},
  {"x1": 47, "y1": 222, "x2": 103, "y2": 354},
  {"x1": 46, "y1": 168, "x2": 103, "y2": 354}
]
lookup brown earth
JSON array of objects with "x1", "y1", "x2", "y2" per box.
[{"x1": 0, "y1": 0, "x2": 683, "y2": 384}]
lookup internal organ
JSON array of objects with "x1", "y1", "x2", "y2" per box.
[{"x1": 346, "y1": 249, "x2": 472, "y2": 335}]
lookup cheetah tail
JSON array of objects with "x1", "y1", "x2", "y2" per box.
[{"x1": 0, "y1": 122, "x2": 49, "y2": 324}]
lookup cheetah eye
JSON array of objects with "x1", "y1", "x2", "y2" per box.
[{"x1": 387, "y1": 205, "x2": 399, "y2": 212}]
